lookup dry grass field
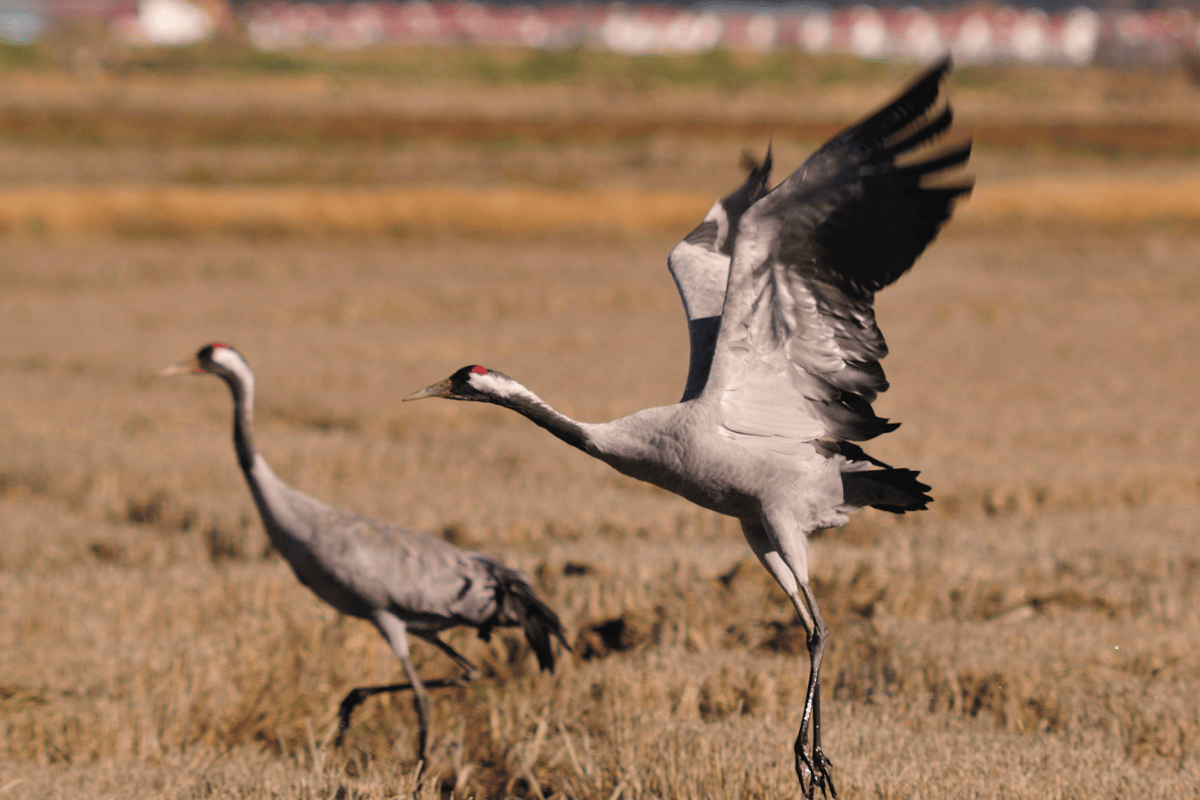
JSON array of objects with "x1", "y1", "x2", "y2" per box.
[{"x1": 2, "y1": 53, "x2": 1200, "y2": 799}]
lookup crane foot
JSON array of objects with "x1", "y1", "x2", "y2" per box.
[{"x1": 797, "y1": 745, "x2": 837, "y2": 800}]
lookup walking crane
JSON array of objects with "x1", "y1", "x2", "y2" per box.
[{"x1": 161, "y1": 342, "x2": 569, "y2": 761}]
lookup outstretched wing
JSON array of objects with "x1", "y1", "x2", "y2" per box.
[
  {"x1": 704, "y1": 58, "x2": 971, "y2": 444},
  {"x1": 666, "y1": 152, "x2": 772, "y2": 402}
]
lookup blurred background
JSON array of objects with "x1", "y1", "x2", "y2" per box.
[
  {"x1": 4, "y1": 0, "x2": 1200, "y2": 234},
  {"x1": 8, "y1": 0, "x2": 1200, "y2": 63},
  {"x1": 3, "y1": 2, "x2": 1200, "y2": 800}
]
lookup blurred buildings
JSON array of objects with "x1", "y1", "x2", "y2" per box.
[
  {"x1": 7, "y1": 0, "x2": 1200, "y2": 64},
  {"x1": 237, "y1": 2, "x2": 1199, "y2": 65}
]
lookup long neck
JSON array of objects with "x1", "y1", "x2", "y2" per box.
[
  {"x1": 490, "y1": 386, "x2": 595, "y2": 454},
  {"x1": 488, "y1": 382, "x2": 677, "y2": 493},
  {"x1": 221, "y1": 370, "x2": 257, "y2": 473},
  {"x1": 218, "y1": 364, "x2": 312, "y2": 546}
]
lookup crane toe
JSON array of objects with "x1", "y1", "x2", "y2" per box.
[{"x1": 795, "y1": 744, "x2": 837, "y2": 800}]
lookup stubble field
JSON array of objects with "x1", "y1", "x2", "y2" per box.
[{"x1": 1, "y1": 50, "x2": 1199, "y2": 799}]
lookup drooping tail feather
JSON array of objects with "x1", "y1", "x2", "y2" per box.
[
  {"x1": 504, "y1": 576, "x2": 571, "y2": 671},
  {"x1": 479, "y1": 559, "x2": 571, "y2": 671},
  {"x1": 842, "y1": 467, "x2": 932, "y2": 514}
]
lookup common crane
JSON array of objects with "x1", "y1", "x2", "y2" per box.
[
  {"x1": 404, "y1": 59, "x2": 971, "y2": 797},
  {"x1": 160, "y1": 343, "x2": 568, "y2": 761}
]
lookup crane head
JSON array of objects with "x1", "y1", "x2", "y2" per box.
[
  {"x1": 404, "y1": 364, "x2": 510, "y2": 403},
  {"x1": 159, "y1": 342, "x2": 244, "y2": 380}
]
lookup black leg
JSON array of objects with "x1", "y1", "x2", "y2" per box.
[
  {"x1": 333, "y1": 677, "x2": 466, "y2": 747},
  {"x1": 735, "y1": 519, "x2": 837, "y2": 798},
  {"x1": 811, "y1": 680, "x2": 836, "y2": 797},
  {"x1": 793, "y1": 582, "x2": 836, "y2": 799}
]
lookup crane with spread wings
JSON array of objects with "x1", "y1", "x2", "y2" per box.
[{"x1": 406, "y1": 59, "x2": 972, "y2": 797}]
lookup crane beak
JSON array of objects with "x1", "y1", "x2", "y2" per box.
[
  {"x1": 403, "y1": 378, "x2": 453, "y2": 401},
  {"x1": 158, "y1": 357, "x2": 203, "y2": 377}
]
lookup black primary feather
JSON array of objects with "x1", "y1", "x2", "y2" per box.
[{"x1": 741, "y1": 57, "x2": 972, "y2": 442}]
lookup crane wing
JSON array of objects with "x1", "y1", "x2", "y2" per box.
[
  {"x1": 666, "y1": 152, "x2": 772, "y2": 402},
  {"x1": 704, "y1": 58, "x2": 971, "y2": 443}
]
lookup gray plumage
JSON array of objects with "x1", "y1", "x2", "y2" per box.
[
  {"x1": 670, "y1": 150, "x2": 773, "y2": 402},
  {"x1": 161, "y1": 342, "x2": 567, "y2": 761},
  {"x1": 408, "y1": 59, "x2": 970, "y2": 799}
]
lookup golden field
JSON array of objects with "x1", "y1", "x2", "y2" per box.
[
  {"x1": 2, "y1": 52, "x2": 1200, "y2": 799},
  {"x1": 9, "y1": 174, "x2": 1200, "y2": 239}
]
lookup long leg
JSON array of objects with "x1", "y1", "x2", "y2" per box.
[
  {"x1": 335, "y1": 612, "x2": 437, "y2": 760},
  {"x1": 798, "y1": 581, "x2": 834, "y2": 799},
  {"x1": 739, "y1": 517, "x2": 836, "y2": 799},
  {"x1": 337, "y1": 628, "x2": 478, "y2": 747},
  {"x1": 335, "y1": 677, "x2": 464, "y2": 746}
]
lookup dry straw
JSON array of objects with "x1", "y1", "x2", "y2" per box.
[
  {"x1": 0, "y1": 185, "x2": 706, "y2": 239},
  {"x1": 3, "y1": 176, "x2": 1198, "y2": 239}
]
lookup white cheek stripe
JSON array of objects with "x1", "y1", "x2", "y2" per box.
[
  {"x1": 472, "y1": 373, "x2": 539, "y2": 405},
  {"x1": 471, "y1": 372, "x2": 514, "y2": 398},
  {"x1": 210, "y1": 347, "x2": 241, "y2": 371},
  {"x1": 212, "y1": 348, "x2": 256, "y2": 407}
]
